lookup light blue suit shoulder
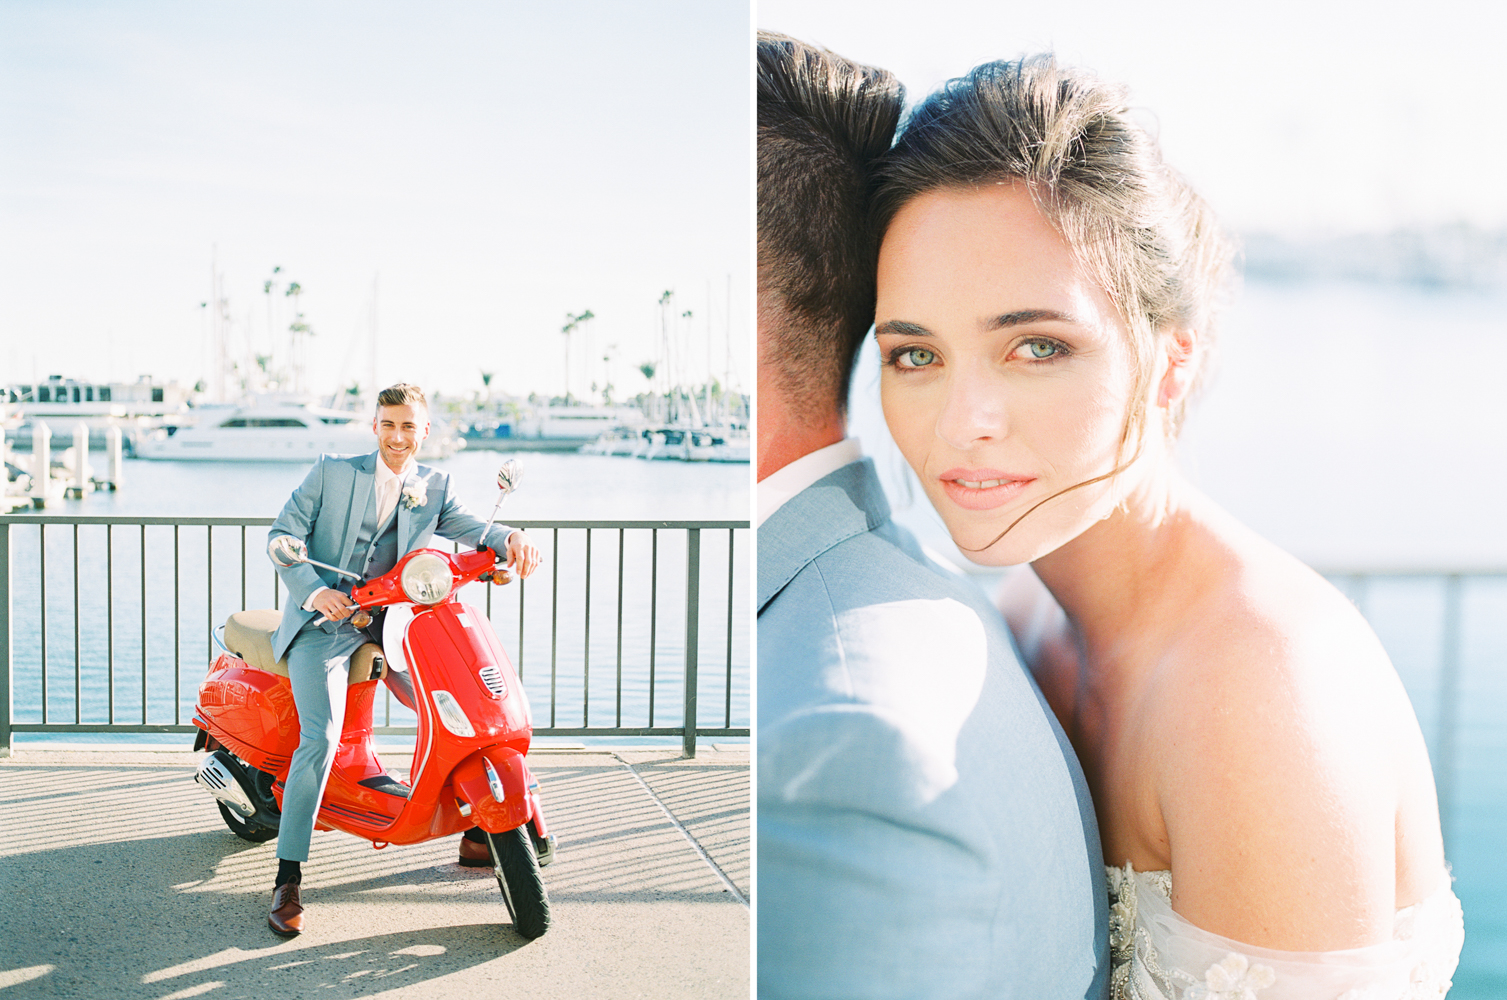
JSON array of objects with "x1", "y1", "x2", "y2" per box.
[{"x1": 757, "y1": 458, "x2": 1109, "y2": 1000}]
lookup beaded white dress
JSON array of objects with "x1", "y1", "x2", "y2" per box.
[{"x1": 1106, "y1": 864, "x2": 1464, "y2": 1000}]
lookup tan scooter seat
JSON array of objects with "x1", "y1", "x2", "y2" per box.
[{"x1": 224, "y1": 609, "x2": 387, "y2": 685}]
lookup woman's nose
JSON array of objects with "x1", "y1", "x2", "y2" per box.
[{"x1": 934, "y1": 366, "x2": 1007, "y2": 450}]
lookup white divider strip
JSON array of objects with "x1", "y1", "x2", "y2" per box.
[{"x1": 612, "y1": 752, "x2": 748, "y2": 908}]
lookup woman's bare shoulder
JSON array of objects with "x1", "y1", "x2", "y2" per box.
[
  {"x1": 1146, "y1": 516, "x2": 1422, "y2": 788},
  {"x1": 1153, "y1": 525, "x2": 1402, "y2": 725},
  {"x1": 1144, "y1": 522, "x2": 1423, "y2": 948}
]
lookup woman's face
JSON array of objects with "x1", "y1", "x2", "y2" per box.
[{"x1": 875, "y1": 182, "x2": 1142, "y2": 565}]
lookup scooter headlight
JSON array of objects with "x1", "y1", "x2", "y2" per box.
[{"x1": 401, "y1": 552, "x2": 455, "y2": 605}]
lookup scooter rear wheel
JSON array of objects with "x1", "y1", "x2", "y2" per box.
[
  {"x1": 211, "y1": 753, "x2": 281, "y2": 843},
  {"x1": 487, "y1": 826, "x2": 550, "y2": 940}
]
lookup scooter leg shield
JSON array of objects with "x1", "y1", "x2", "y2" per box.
[{"x1": 451, "y1": 747, "x2": 532, "y2": 833}]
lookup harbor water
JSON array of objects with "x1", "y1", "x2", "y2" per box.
[{"x1": 4, "y1": 449, "x2": 750, "y2": 749}]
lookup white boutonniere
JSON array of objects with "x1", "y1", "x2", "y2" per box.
[{"x1": 400, "y1": 479, "x2": 428, "y2": 511}]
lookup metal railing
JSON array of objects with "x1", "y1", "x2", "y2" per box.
[
  {"x1": 0, "y1": 515, "x2": 750, "y2": 757},
  {"x1": 1319, "y1": 568, "x2": 1507, "y2": 853}
]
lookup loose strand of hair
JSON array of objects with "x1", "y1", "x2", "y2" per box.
[{"x1": 957, "y1": 437, "x2": 1146, "y2": 555}]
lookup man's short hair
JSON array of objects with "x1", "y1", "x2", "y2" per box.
[
  {"x1": 375, "y1": 383, "x2": 427, "y2": 412},
  {"x1": 757, "y1": 31, "x2": 903, "y2": 418}
]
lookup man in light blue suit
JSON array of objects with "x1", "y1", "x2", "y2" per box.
[
  {"x1": 756, "y1": 33, "x2": 1109, "y2": 998},
  {"x1": 262, "y1": 382, "x2": 540, "y2": 936}
]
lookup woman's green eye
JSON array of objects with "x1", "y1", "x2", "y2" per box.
[
  {"x1": 899, "y1": 348, "x2": 936, "y2": 368},
  {"x1": 1027, "y1": 341, "x2": 1058, "y2": 359}
]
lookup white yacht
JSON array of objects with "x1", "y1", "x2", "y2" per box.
[
  {"x1": 468, "y1": 403, "x2": 647, "y2": 453},
  {"x1": 130, "y1": 398, "x2": 461, "y2": 465},
  {"x1": 134, "y1": 400, "x2": 373, "y2": 461},
  {"x1": 580, "y1": 426, "x2": 649, "y2": 457},
  {"x1": 4, "y1": 375, "x2": 192, "y2": 450},
  {"x1": 708, "y1": 431, "x2": 750, "y2": 463},
  {"x1": 632, "y1": 426, "x2": 749, "y2": 463},
  {"x1": 523, "y1": 403, "x2": 645, "y2": 441}
]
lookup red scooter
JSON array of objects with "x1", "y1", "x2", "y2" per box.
[{"x1": 190, "y1": 465, "x2": 554, "y2": 939}]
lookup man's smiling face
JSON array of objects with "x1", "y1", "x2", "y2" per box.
[{"x1": 373, "y1": 403, "x2": 429, "y2": 472}]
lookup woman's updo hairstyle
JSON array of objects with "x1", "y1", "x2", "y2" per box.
[{"x1": 874, "y1": 55, "x2": 1236, "y2": 439}]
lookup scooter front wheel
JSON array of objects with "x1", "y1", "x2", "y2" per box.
[{"x1": 487, "y1": 826, "x2": 550, "y2": 940}]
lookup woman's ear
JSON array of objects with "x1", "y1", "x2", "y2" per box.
[{"x1": 1155, "y1": 327, "x2": 1199, "y2": 409}]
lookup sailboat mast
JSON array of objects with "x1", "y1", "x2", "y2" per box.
[
  {"x1": 370, "y1": 272, "x2": 379, "y2": 403},
  {"x1": 725, "y1": 272, "x2": 733, "y2": 425}
]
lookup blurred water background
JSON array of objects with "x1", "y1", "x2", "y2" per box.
[
  {"x1": 4, "y1": 450, "x2": 750, "y2": 751},
  {"x1": 850, "y1": 274, "x2": 1507, "y2": 993}
]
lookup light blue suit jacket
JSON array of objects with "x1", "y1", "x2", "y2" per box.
[
  {"x1": 758, "y1": 459, "x2": 1109, "y2": 999},
  {"x1": 267, "y1": 452, "x2": 515, "y2": 662}
]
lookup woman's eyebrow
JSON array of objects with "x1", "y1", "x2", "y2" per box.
[
  {"x1": 877, "y1": 310, "x2": 1079, "y2": 339},
  {"x1": 988, "y1": 308, "x2": 1077, "y2": 329},
  {"x1": 874, "y1": 320, "x2": 931, "y2": 338}
]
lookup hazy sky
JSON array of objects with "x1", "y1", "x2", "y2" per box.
[
  {"x1": 759, "y1": 0, "x2": 1507, "y2": 237},
  {"x1": 0, "y1": 1, "x2": 751, "y2": 401}
]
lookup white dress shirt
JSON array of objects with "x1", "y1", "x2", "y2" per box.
[{"x1": 374, "y1": 454, "x2": 405, "y2": 528}]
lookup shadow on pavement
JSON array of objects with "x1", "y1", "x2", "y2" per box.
[
  {"x1": 0, "y1": 751, "x2": 751, "y2": 998},
  {"x1": 1, "y1": 831, "x2": 529, "y2": 999}
]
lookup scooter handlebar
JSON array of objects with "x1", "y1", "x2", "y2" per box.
[{"x1": 348, "y1": 546, "x2": 512, "y2": 610}]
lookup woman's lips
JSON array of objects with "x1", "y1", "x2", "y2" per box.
[{"x1": 935, "y1": 468, "x2": 1035, "y2": 511}]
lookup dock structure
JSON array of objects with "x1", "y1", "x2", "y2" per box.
[{"x1": 0, "y1": 744, "x2": 750, "y2": 998}]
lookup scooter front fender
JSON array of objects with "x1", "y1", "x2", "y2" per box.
[{"x1": 451, "y1": 746, "x2": 532, "y2": 833}]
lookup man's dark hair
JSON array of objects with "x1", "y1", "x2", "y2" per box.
[
  {"x1": 757, "y1": 31, "x2": 903, "y2": 418},
  {"x1": 375, "y1": 382, "x2": 428, "y2": 412}
]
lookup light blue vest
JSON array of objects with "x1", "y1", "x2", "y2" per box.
[
  {"x1": 310, "y1": 487, "x2": 401, "y2": 637},
  {"x1": 352, "y1": 489, "x2": 402, "y2": 581}
]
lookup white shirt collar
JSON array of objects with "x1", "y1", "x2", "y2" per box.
[
  {"x1": 756, "y1": 438, "x2": 863, "y2": 527},
  {"x1": 374, "y1": 455, "x2": 414, "y2": 492}
]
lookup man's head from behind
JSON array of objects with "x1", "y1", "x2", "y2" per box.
[
  {"x1": 757, "y1": 31, "x2": 903, "y2": 479},
  {"x1": 373, "y1": 382, "x2": 430, "y2": 472}
]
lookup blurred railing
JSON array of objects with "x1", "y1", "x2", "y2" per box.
[
  {"x1": 0, "y1": 515, "x2": 750, "y2": 757},
  {"x1": 1321, "y1": 568, "x2": 1507, "y2": 853}
]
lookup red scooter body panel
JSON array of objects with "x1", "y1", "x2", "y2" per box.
[
  {"x1": 195, "y1": 548, "x2": 541, "y2": 851},
  {"x1": 404, "y1": 602, "x2": 531, "y2": 746},
  {"x1": 195, "y1": 654, "x2": 299, "y2": 775}
]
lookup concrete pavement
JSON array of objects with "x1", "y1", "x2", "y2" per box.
[{"x1": 0, "y1": 745, "x2": 749, "y2": 999}]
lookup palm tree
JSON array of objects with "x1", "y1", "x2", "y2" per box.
[
  {"x1": 561, "y1": 309, "x2": 595, "y2": 404},
  {"x1": 601, "y1": 342, "x2": 617, "y2": 404},
  {"x1": 561, "y1": 314, "x2": 578, "y2": 402},
  {"x1": 285, "y1": 281, "x2": 310, "y2": 392},
  {"x1": 575, "y1": 309, "x2": 595, "y2": 396},
  {"x1": 657, "y1": 290, "x2": 675, "y2": 408},
  {"x1": 263, "y1": 266, "x2": 281, "y2": 382}
]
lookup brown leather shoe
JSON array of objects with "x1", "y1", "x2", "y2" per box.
[
  {"x1": 458, "y1": 835, "x2": 491, "y2": 868},
  {"x1": 268, "y1": 882, "x2": 304, "y2": 936}
]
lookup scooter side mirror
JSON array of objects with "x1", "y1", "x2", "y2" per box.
[
  {"x1": 497, "y1": 459, "x2": 522, "y2": 496},
  {"x1": 268, "y1": 535, "x2": 309, "y2": 568}
]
